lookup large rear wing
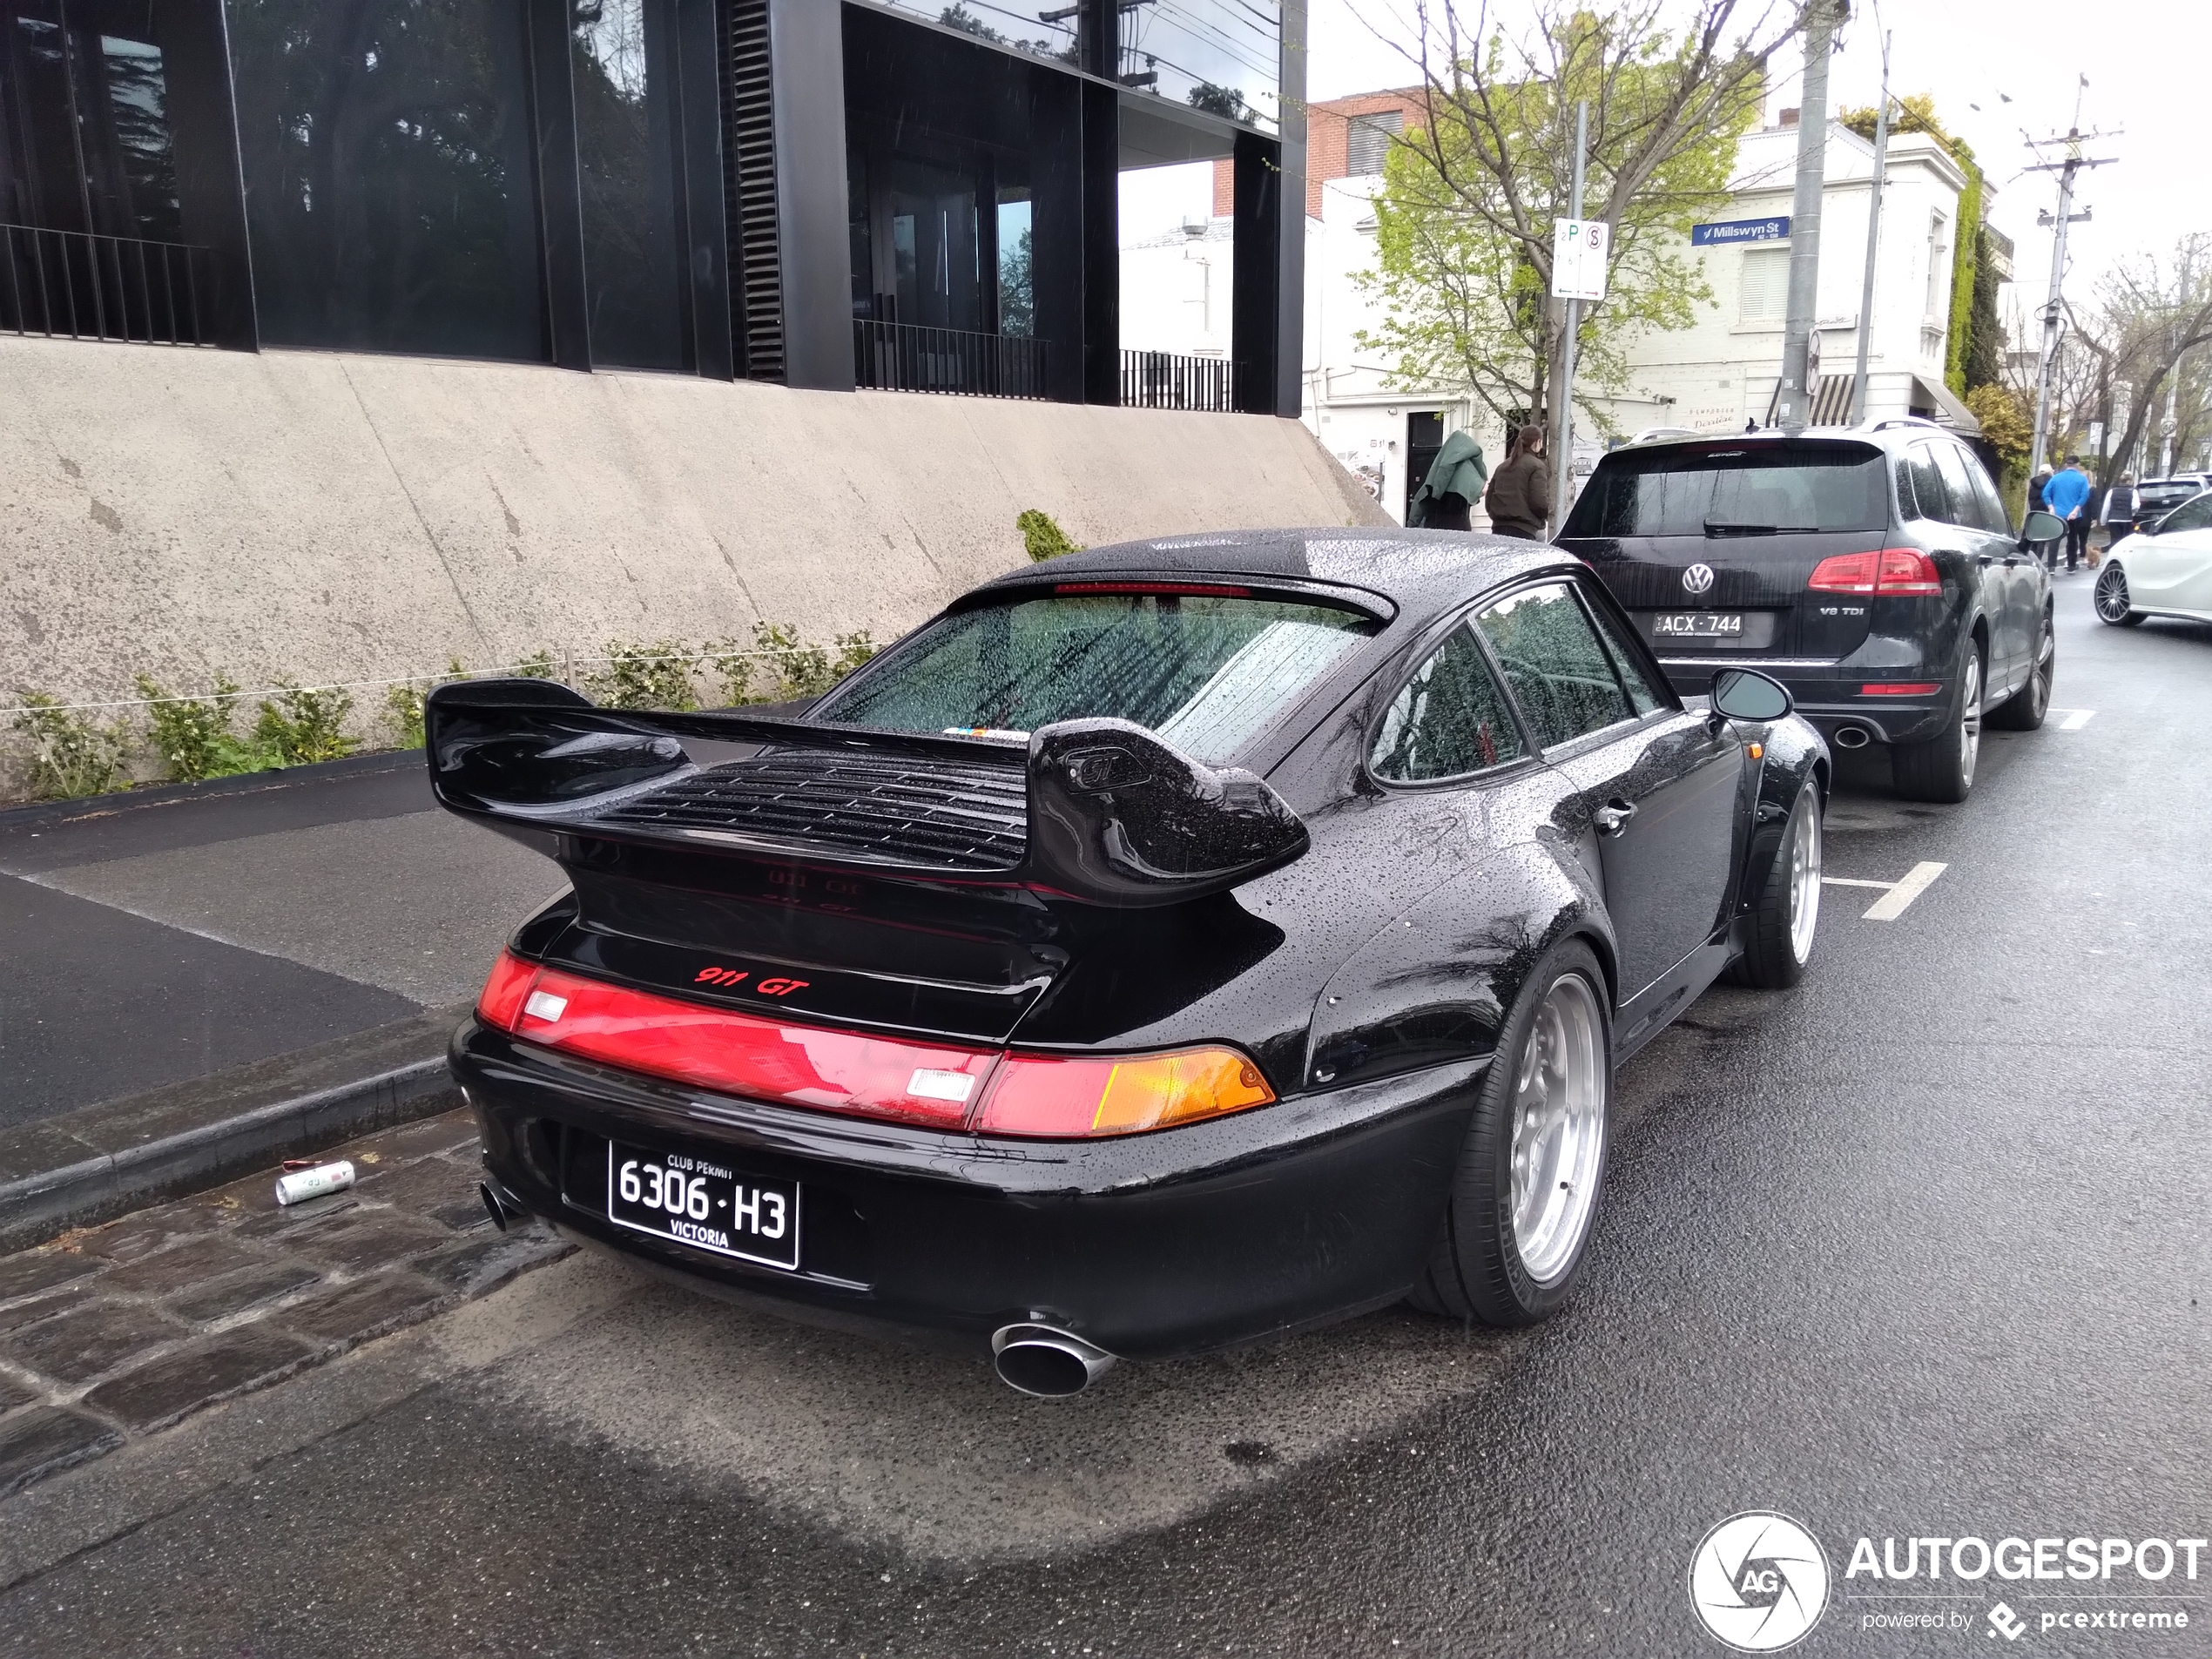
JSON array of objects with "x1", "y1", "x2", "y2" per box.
[{"x1": 424, "y1": 680, "x2": 1309, "y2": 907}]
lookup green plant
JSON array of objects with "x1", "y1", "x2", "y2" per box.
[
  {"x1": 385, "y1": 681, "x2": 427, "y2": 749},
  {"x1": 587, "y1": 640, "x2": 699, "y2": 711},
  {"x1": 10, "y1": 693, "x2": 131, "y2": 800},
  {"x1": 748, "y1": 621, "x2": 833, "y2": 701},
  {"x1": 136, "y1": 673, "x2": 242, "y2": 782},
  {"x1": 1019, "y1": 509, "x2": 1081, "y2": 563},
  {"x1": 253, "y1": 684, "x2": 359, "y2": 765},
  {"x1": 513, "y1": 649, "x2": 557, "y2": 680},
  {"x1": 831, "y1": 631, "x2": 879, "y2": 678}
]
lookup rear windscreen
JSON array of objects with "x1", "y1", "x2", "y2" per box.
[
  {"x1": 815, "y1": 591, "x2": 1378, "y2": 763},
  {"x1": 1562, "y1": 442, "x2": 1892, "y2": 537}
]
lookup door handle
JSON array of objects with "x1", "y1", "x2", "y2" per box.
[
  {"x1": 1594, "y1": 798, "x2": 1637, "y2": 837},
  {"x1": 1976, "y1": 553, "x2": 1994, "y2": 566}
]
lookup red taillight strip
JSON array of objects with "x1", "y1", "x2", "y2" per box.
[{"x1": 1052, "y1": 581, "x2": 1252, "y2": 597}]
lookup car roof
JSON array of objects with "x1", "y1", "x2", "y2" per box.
[
  {"x1": 971, "y1": 528, "x2": 1584, "y2": 634},
  {"x1": 1601, "y1": 423, "x2": 1941, "y2": 461}
]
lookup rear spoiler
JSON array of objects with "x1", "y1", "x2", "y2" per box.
[{"x1": 424, "y1": 679, "x2": 1309, "y2": 907}]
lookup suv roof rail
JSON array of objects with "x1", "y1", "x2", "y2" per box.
[{"x1": 1862, "y1": 416, "x2": 1943, "y2": 434}]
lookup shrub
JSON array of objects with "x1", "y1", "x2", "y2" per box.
[
  {"x1": 1018, "y1": 509, "x2": 1081, "y2": 563},
  {"x1": 10, "y1": 693, "x2": 131, "y2": 800},
  {"x1": 253, "y1": 684, "x2": 359, "y2": 765},
  {"x1": 385, "y1": 681, "x2": 427, "y2": 750},
  {"x1": 135, "y1": 673, "x2": 262, "y2": 783},
  {"x1": 832, "y1": 631, "x2": 879, "y2": 678},
  {"x1": 748, "y1": 621, "x2": 835, "y2": 702},
  {"x1": 513, "y1": 649, "x2": 557, "y2": 680},
  {"x1": 587, "y1": 640, "x2": 698, "y2": 711}
]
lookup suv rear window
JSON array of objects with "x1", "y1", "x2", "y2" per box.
[
  {"x1": 817, "y1": 590, "x2": 1378, "y2": 763},
  {"x1": 1561, "y1": 441, "x2": 1892, "y2": 537}
]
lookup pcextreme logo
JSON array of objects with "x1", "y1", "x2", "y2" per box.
[{"x1": 1689, "y1": 1512, "x2": 1832, "y2": 1652}]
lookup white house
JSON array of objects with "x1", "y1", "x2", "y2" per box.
[{"x1": 1280, "y1": 98, "x2": 1987, "y2": 525}]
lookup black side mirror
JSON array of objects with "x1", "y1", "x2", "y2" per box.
[
  {"x1": 1710, "y1": 667, "x2": 1793, "y2": 724},
  {"x1": 2019, "y1": 509, "x2": 2065, "y2": 550}
]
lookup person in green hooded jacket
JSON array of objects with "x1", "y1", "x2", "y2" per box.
[{"x1": 1406, "y1": 430, "x2": 1487, "y2": 531}]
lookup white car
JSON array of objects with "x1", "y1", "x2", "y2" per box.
[{"x1": 2096, "y1": 490, "x2": 2212, "y2": 626}]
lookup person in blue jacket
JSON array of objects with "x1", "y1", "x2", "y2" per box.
[{"x1": 2044, "y1": 455, "x2": 2093, "y2": 572}]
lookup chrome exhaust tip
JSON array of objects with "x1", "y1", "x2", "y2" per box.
[
  {"x1": 991, "y1": 1323, "x2": 1118, "y2": 1397},
  {"x1": 1831, "y1": 724, "x2": 1872, "y2": 750}
]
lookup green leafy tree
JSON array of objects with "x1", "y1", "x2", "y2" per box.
[{"x1": 1357, "y1": 2, "x2": 1794, "y2": 448}]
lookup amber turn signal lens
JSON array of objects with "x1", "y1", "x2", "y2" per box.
[{"x1": 977, "y1": 1047, "x2": 1276, "y2": 1138}]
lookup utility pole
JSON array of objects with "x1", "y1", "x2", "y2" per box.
[
  {"x1": 2025, "y1": 104, "x2": 2118, "y2": 479},
  {"x1": 1548, "y1": 98, "x2": 1588, "y2": 532},
  {"x1": 1776, "y1": 0, "x2": 1844, "y2": 433},
  {"x1": 1847, "y1": 29, "x2": 1891, "y2": 425}
]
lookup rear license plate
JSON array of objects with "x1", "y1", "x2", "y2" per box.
[
  {"x1": 606, "y1": 1141, "x2": 799, "y2": 1271},
  {"x1": 1652, "y1": 611, "x2": 1745, "y2": 638}
]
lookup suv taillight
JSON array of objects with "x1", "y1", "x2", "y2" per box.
[{"x1": 1807, "y1": 549, "x2": 1942, "y2": 596}]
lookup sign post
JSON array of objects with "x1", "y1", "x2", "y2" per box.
[{"x1": 1548, "y1": 100, "x2": 1599, "y2": 534}]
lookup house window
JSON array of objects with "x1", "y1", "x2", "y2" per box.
[
  {"x1": 1740, "y1": 246, "x2": 1789, "y2": 323},
  {"x1": 1925, "y1": 211, "x2": 1949, "y2": 320},
  {"x1": 573, "y1": 0, "x2": 691, "y2": 373},
  {"x1": 1345, "y1": 111, "x2": 1402, "y2": 177}
]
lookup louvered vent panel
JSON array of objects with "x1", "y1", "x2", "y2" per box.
[
  {"x1": 724, "y1": 0, "x2": 785, "y2": 381},
  {"x1": 600, "y1": 753, "x2": 1028, "y2": 871}
]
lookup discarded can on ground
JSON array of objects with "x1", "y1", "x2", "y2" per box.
[{"x1": 274, "y1": 1160, "x2": 356, "y2": 1206}]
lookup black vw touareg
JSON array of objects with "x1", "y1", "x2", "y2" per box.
[{"x1": 1557, "y1": 420, "x2": 2056, "y2": 802}]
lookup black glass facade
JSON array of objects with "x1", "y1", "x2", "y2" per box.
[
  {"x1": 572, "y1": 0, "x2": 687, "y2": 369},
  {"x1": 228, "y1": 0, "x2": 544, "y2": 360}
]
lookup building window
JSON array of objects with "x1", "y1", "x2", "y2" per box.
[
  {"x1": 1740, "y1": 246, "x2": 1788, "y2": 323},
  {"x1": 1345, "y1": 111, "x2": 1401, "y2": 177},
  {"x1": 2, "y1": 3, "x2": 184, "y2": 239},
  {"x1": 573, "y1": 0, "x2": 689, "y2": 371},
  {"x1": 1925, "y1": 210, "x2": 1948, "y2": 321},
  {"x1": 228, "y1": 0, "x2": 545, "y2": 361}
]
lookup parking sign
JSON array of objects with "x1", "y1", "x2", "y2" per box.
[{"x1": 1551, "y1": 218, "x2": 1608, "y2": 301}]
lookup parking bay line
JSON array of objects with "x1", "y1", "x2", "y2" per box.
[
  {"x1": 2050, "y1": 707, "x2": 2097, "y2": 731},
  {"x1": 1827, "y1": 861, "x2": 1949, "y2": 921}
]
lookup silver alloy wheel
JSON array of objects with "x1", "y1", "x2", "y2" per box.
[
  {"x1": 2028, "y1": 621, "x2": 2054, "y2": 718},
  {"x1": 1959, "y1": 653, "x2": 1982, "y2": 789},
  {"x1": 1786, "y1": 794, "x2": 1822, "y2": 964},
  {"x1": 1507, "y1": 974, "x2": 1607, "y2": 1286},
  {"x1": 2095, "y1": 566, "x2": 2133, "y2": 623}
]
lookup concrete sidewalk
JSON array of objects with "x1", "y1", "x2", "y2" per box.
[{"x1": 0, "y1": 757, "x2": 562, "y2": 1240}]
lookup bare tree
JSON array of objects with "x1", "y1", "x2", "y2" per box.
[{"x1": 2062, "y1": 234, "x2": 2212, "y2": 480}]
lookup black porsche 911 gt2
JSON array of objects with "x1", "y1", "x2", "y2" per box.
[{"x1": 433, "y1": 529, "x2": 1828, "y2": 1396}]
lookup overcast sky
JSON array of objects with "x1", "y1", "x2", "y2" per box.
[{"x1": 1126, "y1": 0, "x2": 2210, "y2": 308}]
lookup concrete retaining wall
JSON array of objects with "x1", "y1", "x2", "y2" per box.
[{"x1": 1, "y1": 335, "x2": 1385, "y2": 724}]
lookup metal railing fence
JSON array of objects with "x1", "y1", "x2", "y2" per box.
[
  {"x1": 1120, "y1": 348, "x2": 1235, "y2": 412},
  {"x1": 853, "y1": 319, "x2": 1048, "y2": 400},
  {"x1": 0, "y1": 221, "x2": 212, "y2": 347}
]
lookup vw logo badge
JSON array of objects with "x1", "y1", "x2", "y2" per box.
[{"x1": 1683, "y1": 563, "x2": 1716, "y2": 597}]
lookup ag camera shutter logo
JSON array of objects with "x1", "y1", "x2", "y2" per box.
[{"x1": 1689, "y1": 1512, "x2": 1832, "y2": 1651}]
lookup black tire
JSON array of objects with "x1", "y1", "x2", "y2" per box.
[
  {"x1": 1408, "y1": 940, "x2": 1611, "y2": 1326},
  {"x1": 1987, "y1": 611, "x2": 2054, "y2": 731},
  {"x1": 1726, "y1": 780, "x2": 1822, "y2": 989},
  {"x1": 2094, "y1": 563, "x2": 2146, "y2": 626},
  {"x1": 1892, "y1": 641, "x2": 1982, "y2": 804}
]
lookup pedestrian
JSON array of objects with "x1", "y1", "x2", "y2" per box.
[
  {"x1": 1407, "y1": 429, "x2": 1487, "y2": 531},
  {"x1": 2043, "y1": 454, "x2": 2092, "y2": 572},
  {"x1": 2099, "y1": 470, "x2": 2139, "y2": 557},
  {"x1": 1483, "y1": 424, "x2": 1553, "y2": 540},
  {"x1": 2027, "y1": 466, "x2": 2052, "y2": 516}
]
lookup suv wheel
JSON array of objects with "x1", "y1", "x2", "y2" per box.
[
  {"x1": 1987, "y1": 613, "x2": 2054, "y2": 731},
  {"x1": 2094, "y1": 564, "x2": 2146, "y2": 626},
  {"x1": 1893, "y1": 644, "x2": 1981, "y2": 804}
]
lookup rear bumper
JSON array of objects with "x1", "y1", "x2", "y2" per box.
[
  {"x1": 1660, "y1": 661, "x2": 1952, "y2": 745},
  {"x1": 451, "y1": 1020, "x2": 1480, "y2": 1359}
]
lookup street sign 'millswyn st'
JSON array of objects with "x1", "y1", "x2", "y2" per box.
[{"x1": 1690, "y1": 216, "x2": 1791, "y2": 246}]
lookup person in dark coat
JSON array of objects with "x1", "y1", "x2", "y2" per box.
[
  {"x1": 1483, "y1": 424, "x2": 1553, "y2": 539},
  {"x1": 2027, "y1": 467, "x2": 2052, "y2": 515},
  {"x1": 1407, "y1": 430, "x2": 1487, "y2": 530}
]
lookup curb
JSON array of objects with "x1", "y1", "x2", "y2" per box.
[
  {"x1": 0, "y1": 749, "x2": 423, "y2": 831},
  {"x1": 0, "y1": 1058, "x2": 461, "y2": 1255}
]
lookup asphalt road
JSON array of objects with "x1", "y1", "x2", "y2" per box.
[{"x1": 3, "y1": 575, "x2": 2206, "y2": 1657}]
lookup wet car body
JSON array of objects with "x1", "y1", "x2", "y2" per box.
[{"x1": 437, "y1": 530, "x2": 1827, "y2": 1362}]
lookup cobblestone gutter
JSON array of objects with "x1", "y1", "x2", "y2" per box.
[{"x1": 0, "y1": 1110, "x2": 569, "y2": 1495}]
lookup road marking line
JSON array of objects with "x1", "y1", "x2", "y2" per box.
[
  {"x1": 2051, "y1": 708, "x2": 2097, "y2": 730},
  {"x1": 1861, "y1": 861, "x2": 1947, "y2": 921},
  {"x1": 1820, "y1": 877, "x2": 1894, "y2": 889}
]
